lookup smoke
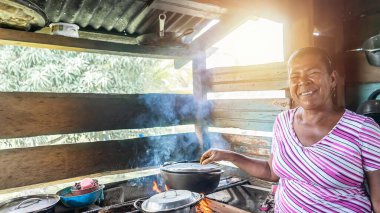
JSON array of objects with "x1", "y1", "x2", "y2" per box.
[
  {"x1": 207, "y1": 132, "x2": 231, "y2": 150},
  {"x1": 126, "y1": 94, "x2": 218, "y2": 168},
  {"x1": 136, "y1": 94, "x2": 198, "y2": 127},
  {"x1": 144, "y1": 133, "x2": 199, "y2": 166}
]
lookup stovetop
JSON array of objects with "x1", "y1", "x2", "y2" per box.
[{"x1": 55, "y1": 176, "x2": 270, "y2": 213}]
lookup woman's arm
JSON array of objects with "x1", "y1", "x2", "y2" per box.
[
  {"x1": 200, "y1": 149, "x2": 279, "y2": 182},
  {"x1": 367, "y1": 170, "x2": 380, "y2": 212}
]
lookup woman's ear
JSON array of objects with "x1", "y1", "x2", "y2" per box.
[{"x1": 331, "y1": 70, "x2": 338, "y2": 88}]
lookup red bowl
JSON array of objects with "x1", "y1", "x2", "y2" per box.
[{"x1": 71, "y1": 185, "x2": 99, "y2": 196}]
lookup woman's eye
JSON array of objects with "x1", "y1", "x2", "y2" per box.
[
  {"x1": 290, "y1": 76, "x2": 298, "y2": 81},
  {"x1": 309, "y1": 70, "x2": 320, "y2": 76}
]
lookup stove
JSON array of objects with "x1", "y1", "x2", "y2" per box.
[{"x1": 55, "y1": 175, "x2": 271, "y2": 213}]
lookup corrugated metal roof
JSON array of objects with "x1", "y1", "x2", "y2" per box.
[{"x1": 30, "y1": 0, "x2": 226, "y2": 37}]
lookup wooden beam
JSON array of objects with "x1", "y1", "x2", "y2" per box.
[
  {"x1": 0, "y1": 28, "x2": 195, "y2": 59},
  {"x1": 193, "y1": 0, "x2": 291, "y2": 22},
  {"x1": 174, "y1": 10, "x2": 249, "y2": 68},
  {"x1": 0, "y1": 133, "x2": 200, "y2": 190},
  {"x1": 201, "y1": 198, "x2": 251, "y2": 213},
  {"x1": 190, "y1": 11, "x2": 249, "y2": 52},
  {"x1": 150, "y1": 0, "x2": 226, "y2": 19},
  {"x1": 283, "y1": 0, "x2": 314, "y2": 59},
  {"x1": 0, "y1": 92, "x2": 197, "y2": 139}
]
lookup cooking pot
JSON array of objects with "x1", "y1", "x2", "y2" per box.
[
  {"x1": 0, "y1": 0, "x2": 48, "y2": 31},
  {"x1": 357, "y1": 89, "x2": 380, "y2": 124},
  {"x1": 160, "y1": 161, "x2": 223, "y2": 194},
  {"x1": 0, "y1": 194, "x2": 60, "y2": 213},
  {"x1": 133, "y1": 190, "x2": 203, "y2": 213},
  {"x1": 56, "y1": 184, "x2": 104, "y2": 208},
  {"x1": 362, "y1": 34, "x2": 380, "y2": 67}
]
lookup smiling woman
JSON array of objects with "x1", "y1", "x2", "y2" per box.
[
  {"x1": 288, "y1": 47, "x2": 337, "y2": 112},
  {"x1": 200, "y1": 47, "x2": 380, "y2": 212}
]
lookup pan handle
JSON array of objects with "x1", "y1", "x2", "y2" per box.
[
  {"x1": 16, "y1": 198, "x2": 42, "y2": 209},
  {"x1": 368, "y1": 89, "x2": 380, "y2": 100},
  {"x1": 133, "y1": 198, "x2": 144, "y2": 212},
  {"x1": 159, "y1": 13, "x2": 166, "y2": 38}
]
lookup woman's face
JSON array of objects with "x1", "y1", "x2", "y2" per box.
[{"x1": 288, "y1": 54, "x2": 336, "y2": 110}]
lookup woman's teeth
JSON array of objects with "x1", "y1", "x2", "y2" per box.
[{"x1": 300, "y1": 91, "x2": 313, "y2": 96}]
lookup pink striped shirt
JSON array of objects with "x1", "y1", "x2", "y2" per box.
[{"x1": 272, "y1": 108, "x2": 380, "y2": 212}]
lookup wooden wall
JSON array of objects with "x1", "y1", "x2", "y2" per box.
[
  {"x1": 0, "y1": 92, "x2": 203, "y2": 189},
  {"x1": 0, "y1": 92, "x2": 198, "y2": 139},
  {"x1": 340, "y1": 1, "x2": 380, "y2": 112},
  {"x1": 206, "y1": 63, "x2": 290, "y2": 159},
  {"x1": 0, "y1": 133, "x2": 200, "y2": 190}
]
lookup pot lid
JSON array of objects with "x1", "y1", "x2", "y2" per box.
[
  {"x1": 161, "y1": 162, "x2": 221, "y2": 173},
  {"x1": 0, "y1": 194, "x2": 60, "y2": 213},
  {"x1": 142, "y1": 190, "x2": 202, "y2": 212},
  {"x1": 0, "y1": 0, "x2": 48, "y2": 31}
]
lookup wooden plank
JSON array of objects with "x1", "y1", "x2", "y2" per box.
[
  {"x1": 201, "y1": 198, "x2": 250, "y2": 213},
  {"x1": 211, "y1": 118, "x2": 275, "y2": 132},
  {"x1": 208, "y1": 63, "x2": 287, "y2": 75},
  {"x1": 213, "y1": 110, "x2": 280, "y2": 121},
  {"x1": 0, "y1": 133, "x2": 200, "y2": 190},
  {"x1": 209, "y1": 81, "x2": 288, "y2": 92},
  {"x1": 211, "y1": 99, "x2": 290, "y2": 111},
  {"x1": 0, "y1": 28, "x2": 195, "y2": 59},
  {"x1": 210, "y1": 99, "x2": 290, "y2": 132},
  {"x1": 207, "y1": 64, "x2": 288, "y2": 92},
  {"x1": 0, "y1": 92, "x2": 198, "y2": 139},
  {"x1": 210, "y1": 133, "x2": 272, "y2": 158}
]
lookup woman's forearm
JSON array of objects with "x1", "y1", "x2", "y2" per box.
[{"x1": 228, "y1": 152, "x2": 279, "y2": 182}]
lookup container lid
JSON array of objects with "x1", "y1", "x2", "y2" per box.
[
  {"x1": 0, "y1": 194, "x2": 60, "y2": 213},
  {"x1": 161, "y1": 162, "x2": 221, "y2": 173},
  {"x1": 141, "y1": 190, "x2": 202, "y2": 212},
  {"x1": 49, "y1": 22, "x2": 80, "y2": 29}
]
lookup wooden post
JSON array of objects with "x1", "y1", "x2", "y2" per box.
[
  {"x1": 192, "y1": 51, "x2": 210, "y2": 152},
  {"x1": 283, "y1": 0, "x2": 314, "y2": 59}
]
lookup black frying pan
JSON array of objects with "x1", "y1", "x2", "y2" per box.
[{"x1": 357, "y1": 89, "x2": 380, "y2": 124}]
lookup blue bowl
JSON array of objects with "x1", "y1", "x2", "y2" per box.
[{"x1": 56, "y1": 184, "x2": 104, "y2": 208}]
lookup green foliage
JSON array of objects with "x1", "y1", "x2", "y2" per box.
[
  {"x1": 0, "y1": 45, "x2": 193, "y2": 149},
  {"x1": 0, "y1": 45, "x2": 192, "y2": 94}
]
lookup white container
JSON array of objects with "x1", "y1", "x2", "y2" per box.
[{"x1": 49, "y1": 22, "x2": 79, "y2": 38}]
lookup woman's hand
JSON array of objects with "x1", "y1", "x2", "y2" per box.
[{"x1": 200, "y1": 148, "x2": 234, "y2": 165}]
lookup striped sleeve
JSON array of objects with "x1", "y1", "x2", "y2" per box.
[{"x1": 359, "y1": 117, "x2": 380, "y2": 171}]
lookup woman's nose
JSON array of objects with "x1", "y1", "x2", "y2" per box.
[{"x1": 298, "y1": 76, "x2": 310, "y2": 86}]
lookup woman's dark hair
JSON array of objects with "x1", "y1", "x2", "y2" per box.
[{"x1": 287, "y1": 47, "x2": 333, "y2": 74}]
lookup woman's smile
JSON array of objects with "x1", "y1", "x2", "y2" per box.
[{"x1": 298, "y1": 89, "x2": 317, "y2": 96}]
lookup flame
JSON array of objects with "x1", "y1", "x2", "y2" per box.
[
  {"x1": 152, "y1": 181, "x2": 162, "y2": 193},
  {"x1": 152, "y1": 181, "x2": 170, "y2": 193},
  {"x1": 197, "y1": 199, "x2": 213, "y2": 213}
]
